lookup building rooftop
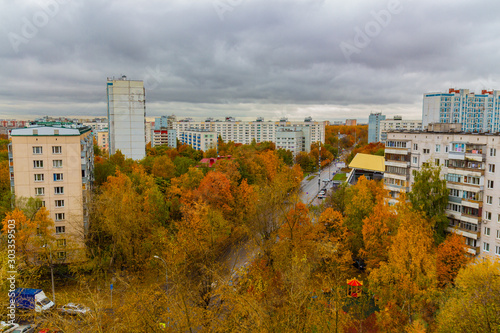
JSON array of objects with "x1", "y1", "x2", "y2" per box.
[
  {"x1": 348, "y1": 153, "x2": 385, "y2": 172},
  {"x1": 10, "y1": 126, "x2": 91, "y2": 136}
]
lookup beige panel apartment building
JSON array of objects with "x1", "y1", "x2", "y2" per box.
[
  {"x1": 172, "y1": 117, "x2": 325, "y2": 149},
  {"x1": 9, "y1": 126, "x2": 94, "y2": 262},
  {"x1": 384, "y1": 123, "x2": 500, "y2": 259}
]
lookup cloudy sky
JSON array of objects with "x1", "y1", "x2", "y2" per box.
[{"x1": 1, "y1": 0, "x2": 500, "y2": 122}]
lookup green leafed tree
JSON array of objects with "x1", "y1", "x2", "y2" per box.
[{"x1": 407, "y1": 163, "x2": 448, "y2": 243}]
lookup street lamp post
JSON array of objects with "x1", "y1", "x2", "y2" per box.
[
  {"x1": 154, "y1": 255, "x2": 168, "y2": 289},
  {"x1": 42, "y1": 244, "x2": 55, "y2": 303}
]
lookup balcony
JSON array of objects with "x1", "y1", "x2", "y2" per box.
[
  {"x1": 446, "y1": 226, "x2": 480, "y2": 240},
  {"x1": 465, "y1": 245, "x2": 480, "y2": 256},
  {"x1": 385, "y1": 147, "x2": 410, "y2": 155}
]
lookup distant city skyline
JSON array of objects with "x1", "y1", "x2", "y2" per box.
[{"x1": 2, "y1": 1, "x2": 500, "y2": 121}]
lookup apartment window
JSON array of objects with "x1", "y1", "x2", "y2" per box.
[
  {"x1": 435, "y1": 159, "x2": 440, "y2": 166},
  {"x1": 488, "y1": 180, "x2": 494, "y2": 189},
  {"x1": 57, "y1": 239, "x2": 66, "y2": 247},
  {"x1": 32, "y1": 146, "x2": 42, "y2": 154},
  {"x1": 52, "y1": 146, "x2": 62, "y2": 154},
  {"x1": 56, "y1": 251, "x2": 66, "y2": 259},
  {"x1": 34, "y1": 174, "x2": 44, "y2": 182},
  {"x1": 487, "y1": 196, "x2": 493, "y2": 204},
  {"x1": 423, "y1": 148, "x2": 430, "y2": 154},
  {"x1": 55, "y1": 200, "x2": 64, "y2": 208},
  {"x1": 55, "y1": 213, "x2": 65, "y2": 221},
  {"x1": 53, "y1": 160, "x2": 63, "y2": 168},
  {"x1": 53, "y1": 173, "x2": 63, "y2": 181},
  {"x1": 497, "y1": 230, "x2": 500, "y2": 239},
  {"x1": 445, "y1": 146, "x2": 449, "y2": 153},
  {"x1": 490, "y1": 148, "x2": 497, "y2": 157},
  {"x1": 54, "y1": 186, "x2": 64, "y2": 195},
  {"x1": 488, "y1": 164, "x2": 495, "y2": 173},
  {"x1": 413, "y1": 143, "x2": 418, "y2": 150},
  {"x1": 484, "y1": 227, "x2": 491, "y2": 236},
  {"x1": 56, "y1": 226, "x2": 66, "y2": 234},
  {"x1": 483, "y1": 242, "x2": 490, "y2": 252},
  {"x1": 496, "y1": 246, "x2": 500, "y2": 256},
  {"x1": 485, "y1": 211, "x2": 492, "y2": 220},
  {"x1": 34, "y1": 187, "x2": 44, "y2": 196},
  {"x1": 33, "y1": 160, "x2": 43, "y2": 168},
  {"x1": 412, "y1": 156, "x2": 417, "y2": 164},
  {"x1": 435, "y1": 144, "x2": 440, "y2": 152}
]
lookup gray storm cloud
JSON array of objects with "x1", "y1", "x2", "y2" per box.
[{"x1": 1, "y1": 0, "x2": 499, "y2": 121}]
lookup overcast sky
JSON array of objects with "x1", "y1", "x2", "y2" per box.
[{"x1": 1, "y1": 0, "x2": 500, "y2": 122}]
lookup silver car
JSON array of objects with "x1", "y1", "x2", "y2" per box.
[
  {"x1": 59, "y1": 303, "x2": 91, "y2": 315},
  {"x1": 11, "y1": 325, "x2": 35, "y2": 333}
]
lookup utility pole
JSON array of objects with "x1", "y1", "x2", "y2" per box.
[
  {"x1": 337, "y1": 131, "x2": 340, "y2": 161},
  {"x1": 318, "y1": 142, "x2": 321, "y2": 190}
]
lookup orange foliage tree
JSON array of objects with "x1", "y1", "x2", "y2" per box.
[
  {"x1": 197, "y1": 171, "x2": 234, "y2": 214},
  {"x1": 360, "y1": 197, "x2": 398, "y2": 270},
  {"x1": 1, "y1": 207, "x2": 55, "y2": 264},
  {"x1": 436, "y1": 232, "x2": 470, "y2": 287}
]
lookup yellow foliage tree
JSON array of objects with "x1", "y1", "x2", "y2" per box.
[
  {"x1": 369, "y1": 204, "x2": 437, "y2": 330},
  {"x1": 436, "y1": 258, "x2": 500, "y2": 332}
]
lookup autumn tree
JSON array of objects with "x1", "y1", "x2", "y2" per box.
[
  {"x1": 436, "y1": 232, "x2": 470, "y2": 287},
  {"x1": 151, "y1": 155, "x2": 176, "y2": 179},
  {"x1": 197, "y1": 171, "x2": 234, "y2": 215},
  {"x1": 436, "y1": 258, "x2": 500, "y2": 332},
  {"x1": 1, "y1": 206, "x2": 55, "y2": 265},
  {"x1": 407, "y1": 163, "x2": 448, "y2": 243},
  {"x1": 360, "y1": 197, "x2": 398, "y2": 270},
  {"x1": 0, "y1": 159, "x2": 10, "y2": 219},
  {"x1": 369, "y1": 204, "x2": 438, "y2": 330},
  {"x1": 344, "y1": 175, "x2": 386, "y2": 256},
  {"x1": 87, "y1": 169, "x2": 168, "y2": 271}
]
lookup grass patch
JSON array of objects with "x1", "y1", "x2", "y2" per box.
[
  {"x1": 333, "y1": 173, "x2": 346, "y2": 181},
  {"x1": 307, "y1": 175, "x2": 316, "y2": 181}
]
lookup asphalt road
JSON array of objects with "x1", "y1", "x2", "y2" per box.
[{"x1": 300, "y1": 162, "x2": 341, "y2": 204}]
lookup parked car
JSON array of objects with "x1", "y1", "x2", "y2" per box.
[
  {"x1": 58, "y1": 303, "x2": 91, "y2": 315},
  {"x1": 0, "y1": 321, "x2": 19, "y2": 333},
  {"x1": 12, "y1": 325, "x2": 35, "y2": 333}
]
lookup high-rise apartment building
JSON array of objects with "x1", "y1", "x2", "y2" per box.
[
  {"x1": 9, "y1": 125, "x2": 94, "y2": 262},
  {"x1": 368, "y1": 112, "x2": 386, "y2": 143},
  {"x1": 151, "y1": 129, "x2": 177, "y2": 148},
  {"x1": 422, "y1": 88, "x2": 500, "y2": 132},
  {"x1": 345, "y1": 119, "x2": 357, "y2": 126},
  {"x1": 179, "y1": 129, "x2": 217, "y2": 151},
  {"x1": 106, "y1": 76, "x2": 146, "y2": 160},
  {"x1": 171, "y1": 117, "x2": 325, "y2": 151},
  {"x1": 275, "y1": 127, "x2": 311, "y2": 157},
  {"x1": 379, "y1": 116, "x2": 422, "y2": 143},
  {"x1": 384, "y1": 123, "x2": 500, "y2": 259}
]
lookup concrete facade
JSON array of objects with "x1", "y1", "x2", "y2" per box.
[
  {"x1": 368, "y1": 112, "x2": 386, "y2": 143},
  {"x1": 106, "y1": 76, "x2": 146, "y2": 160},
  {"x1": 171, "y1": 117, "x2": 325, "y2": 151},
  {"x1": 151, "y1": 129, "x2": 177, "y2": 148},
  {"x1": 422, "y1": 88, "x2": 500, "y2": 132},
  {"x1": 9, "y1": 126, "x2": 94, "y2": 262},
  {"x1": 384, "y1": 125, "x2": 500, "y2": 259},
  {"x1": 179, "y1": 129, "x2": 217, "y2": 151}
]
